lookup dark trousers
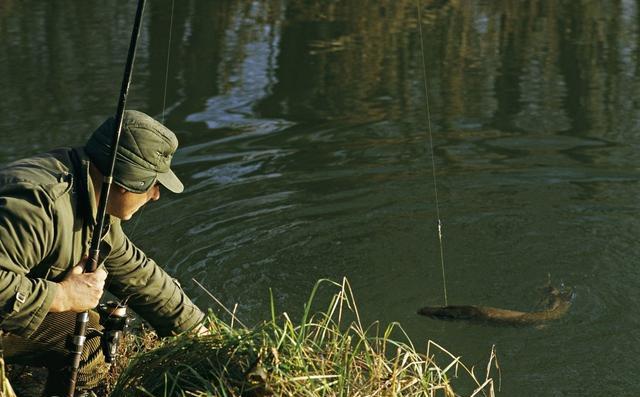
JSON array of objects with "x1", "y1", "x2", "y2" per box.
[{"x1": 2, "y1": 311, "x2": 107, "y2": 395}]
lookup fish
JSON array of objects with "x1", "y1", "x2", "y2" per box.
[{"x1": 417, "y1": 285, "x2": 574, "y2": 326}]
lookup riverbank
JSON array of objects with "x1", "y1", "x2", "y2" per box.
[
  {"x1": 4, "y1": 279, "x2": 498, "y2": 396},
  {"x1": 108, "y1": 279, "x2": 498, "y2": 396}
]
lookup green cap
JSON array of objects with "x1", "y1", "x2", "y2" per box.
[{"x1": 85, "y1": 110, "x2": 184, "y2": 194}]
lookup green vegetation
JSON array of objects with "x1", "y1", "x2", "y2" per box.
[
  {"x1": 108, "y1": 279, "x2": 498, "y2": 397},
  {"x1": 0, "y1": 356, "x2": 17, "y2": 397}
]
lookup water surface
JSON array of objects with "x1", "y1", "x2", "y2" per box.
[{"x1": 2, "y1": 1, "x2": 640, "y2": 395}]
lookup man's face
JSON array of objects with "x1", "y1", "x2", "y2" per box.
[{"x1": 107, "y1": 183, "x2": 161, "y2": 220}]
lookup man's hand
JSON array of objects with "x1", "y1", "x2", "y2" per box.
[{"x1": 50, "y1": 259, "x2": 107, "y2": 313}]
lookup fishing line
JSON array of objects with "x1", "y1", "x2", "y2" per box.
[
  {"x1": 120, "y1": 0, "x2": 174, "y2": 253},
  {"x1": 126, "y1": 205, "x2": 146, "y2": 238},
  {"x1": 129, "y1": 0, "x2": 175, "y2": 237},
  {"x1": 161, "y1": 0, "x2": 176, "y2": 124},
  {"x1": 416, "y1": 1, "x2": 448, "y2": 305}
]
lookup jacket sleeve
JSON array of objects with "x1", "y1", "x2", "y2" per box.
[
  {"x1": 104, "y1": 221, "x2": 205, "y2": 337},
  {"x1": 0, "y1": 185, "x2": 58, "y2": 337}
]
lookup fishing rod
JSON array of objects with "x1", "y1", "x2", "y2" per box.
[{"x1": 66, "y1": 0, "x2": 146, "y2": 395}]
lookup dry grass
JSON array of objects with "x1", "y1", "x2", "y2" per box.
[
  {"x1": 0, "y1": 356, "x2": 17, "y2": 397},
  {"x1": 107, "y1": 278, "x2": 499, "y2": 397},
  {"x1": 95, "y1": 326, "x2": 162, "y2": 396}
]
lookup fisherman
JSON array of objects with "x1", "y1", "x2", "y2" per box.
[{"x1": 0, "y1": 110, "x2": 207, "y2": 395}]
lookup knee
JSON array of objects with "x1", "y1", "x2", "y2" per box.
[{"x1": 75, "y1": 329, "x2": 108, "y2": 389}]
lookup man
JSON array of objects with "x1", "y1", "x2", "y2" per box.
[{"x1": 0, "y1": 110, "x2": 207, "y2": 395}]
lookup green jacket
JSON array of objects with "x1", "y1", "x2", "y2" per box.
[{"x1": 0, "y1": 147, "x2": 204, "y2": 337}]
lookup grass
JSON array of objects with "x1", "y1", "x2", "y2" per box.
[
  {"x1": 106, "y1": 278, "x2": 499, "y2": 397},
  {"x1": 1, "y1": 356, "x2": 17, "y2": 397}
]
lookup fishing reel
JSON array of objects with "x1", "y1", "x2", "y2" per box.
[{"x1": 97, "y1": 301, "x2": 130, "y2": 364}]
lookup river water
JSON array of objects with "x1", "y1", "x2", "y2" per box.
[{"x1": 1, "y1": 1, "x2": 640, "y2": 395}]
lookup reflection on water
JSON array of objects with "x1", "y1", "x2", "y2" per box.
[
  {"x1": 3, "y1": 1, "x2": 640, "y2": 395},
  {"x1": 185, "y1": 0, "x2": 293, "y2": 134}
]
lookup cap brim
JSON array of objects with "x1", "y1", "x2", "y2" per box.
[{"x1": 157, "y1": 169, "x2": 184, "y2": 193}]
